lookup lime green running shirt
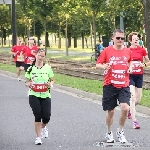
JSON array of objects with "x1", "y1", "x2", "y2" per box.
[{"x1": 25, "y1": 64, "x2": 54, "y2": 98}]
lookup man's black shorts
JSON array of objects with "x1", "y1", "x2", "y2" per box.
[
  {"x1": 129, "y1": 74, "x2": 143, "y2": 88},
  {"x1": 102, "y1": 84, "x2": 131, "y2": 111},
  {"x1": 16, "y1": 61, "x2": 24, "y2": 67}
]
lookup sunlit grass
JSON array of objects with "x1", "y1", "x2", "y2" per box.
[
  {"x1": 46, "y1": 54, "x2": 93, "y2": 62},
  {"x1": 141, "y1": 90, "x2": 150, "y2": 107},
  {"x1": 49, "y1": 46, "x2": 93, "y2": 52}
]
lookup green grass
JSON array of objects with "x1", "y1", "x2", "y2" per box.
[
  {"x1": 0, "y1": 63, "x2": 16, "y2": 73},
  {"x1": 54, "y1": 73, "x2": 103, "y2": 95},
  {"x1": 46, "y1": 54, "x2": 93, "y2": 62},
  {"x1": 141, "y1": 90, "x2": 150, "y2": 107},
  {"x1": 48, "y1": 46, "x2": 93, "y2": 52},
  {"x1": 0, "y1": 63, "x2": 150, "y2": 107}
]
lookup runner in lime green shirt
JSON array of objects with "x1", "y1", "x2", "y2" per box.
[{"x1": 25, "y1": 48, "x2": 54, "y2": 145}]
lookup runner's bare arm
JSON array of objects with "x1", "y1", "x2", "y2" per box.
[
  {"x1": 25, "y1": 78, "x2": 32, "y2": 88},
  {"x1": 143, "y1": 55, "x2": 150, "y2": 67},
  {"x1": 45, "y1": 77, "x2": 54, "y2": 87},
  {"x1": 96, "y1": 63, "x2": 110, "y2": 70},
  {"x1": 127, "y1": 61, "x2": 133, "y2": 73}
]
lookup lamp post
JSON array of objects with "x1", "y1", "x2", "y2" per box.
[
  {"x1": 11, "y1": 0, "x2": 17, "y2": 46},
  {"x1": 65, "y1": 14, "x2": 69, "y2": 56},
  {"x1": 120, "y1": 12, "x2": 124, "y2": 31}
]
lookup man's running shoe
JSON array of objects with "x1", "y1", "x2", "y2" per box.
[
  {"x1": 17, "y1": 77, "x2": 21, "y2": 81},
  {"x1": 116, "y1": 129, "x2": 127, "y2": 143},
  {"x1": 41, "y1": 126, "x2": 48, "y2": 138},
  {"x1": 133, "y1": 121, "x2": 140, "y2": 129},
  {"x1": 35, "y1": 137, "x2": 42, "y2": 145},
  {"x1": 105, "y1": 131, "x2": 115, "y2": 143},
  {"x1": 127, "y1": 110, "x2": 132, "y2": 119}
]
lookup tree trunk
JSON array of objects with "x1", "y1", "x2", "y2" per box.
[
  {"x1": 68, "y1": 32, "x2": 71, "y2": 48},
  {"x1": 98, "y1": 32, "x2": 100, "y2": 41},
  {"x1": 37, "y1": 36, "x2": 40, "y2": 46},
  {"x1": 46, "y1": 32, "x2": 49, "y2": 47},
  {"x1": 65, "y1": 17, "x2": 68, "y2": 56},
  {"x1": 85, "y1": 37, "x2": 88, "y2": 48},
  {"x1": 92, "y1": 12, "x2": 97, "y2": 47},
  {"x1": 74, "y1": 36, "x2": 77, "y2": 48},
  {"x1": 44, "y1": 19, "x2": 47, "y2": 52},
  {"x1": 90, "y1": 22, "x2": 93, "y2": 50},
  {"x1": 58, "y1": 22, "x2": 61, "y2": 49},
  {"x1": 54, "y1": 34, "x2": 56, "y2": 46},
  {"x1": 27, "y1": 20, "x2": 30, "y2": 38},
  {"x1": 142, "y1": 0, "x2": 150, "y2": 57},
  {"x1": 81, "y1": 32, "x2": 84, "y2": 49}
]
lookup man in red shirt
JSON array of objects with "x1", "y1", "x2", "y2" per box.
[
  {"x1": 96, "y1": 29, "x2": 133, "y2": 143},
  {"x1": 128, "y1": 32, "x2": 150, "y2": 129},
  {"x1": 23, "y1": 37, "x2": 38, "y2": 72},
  {"x1": 11, "y1": 37, "x2": 25, "y2": 81}
]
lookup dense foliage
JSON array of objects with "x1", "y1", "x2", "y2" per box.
[{"x1": 0, "y1": 0, "x2": 149, "y2": 52}]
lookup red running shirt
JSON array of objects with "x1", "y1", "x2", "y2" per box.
[
  {"x1": 96, "y1": 46, "x2": 132, "y2": 88},
  {"x1": 11, "y1": 45, "x2": 25, "y2": 62},
  {"x1": 130, "y1": 46, "x2": 147, "y2": 74},
  {"x1": 23, "y1": 46, "x2": 38, "y2": 64}
]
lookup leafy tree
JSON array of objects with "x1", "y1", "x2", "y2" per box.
[
  {"x1": 0, "y1": 5, "x2": 11, "y2": 45},
  {"x1": 141, "y1": 0, "x2": 150, "y2": 56}
]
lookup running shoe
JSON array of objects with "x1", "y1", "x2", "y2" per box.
[
  {"x1": 105, "y1": 131, "x2": 115, "y2": 143},
  {"x1": 116, "y1": 129, "x2": 127, "y2": 143},
  {"x1": 133, "y1": 121, "x2": 140, "y2": 129},
  {"x1": 27, "y1": 89, "x2": 30, "y2": 97},
  {"x1": 17, "y1": 77, "x2": 21, "y2": 81},
  {"x1": 35, "y1": 137, "x2": 42, "y2": 145},
  {"x1": 127, "y1": 110, "x2": 132, "y2": 119},
  {"x1": 41, "y1": 126, "x2": 48, "y2": 138}
]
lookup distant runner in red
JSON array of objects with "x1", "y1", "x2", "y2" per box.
[
  {"x1": 23, "y1": 37, "x2": 38, "y2": 72},
  {"x1": 11, "y1": 37, "x2": 25, "y2": 81},
  {"x1": 96, "y1": 29, "x2": 133, "y2": 143},
  {"x1": 127, "y1": 32, "x2": 150, "y2": 129}
]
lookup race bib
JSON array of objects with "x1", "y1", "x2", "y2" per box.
[
  {"x1": 31, "y1": 84, "x2": 48, "y2": 92},
  {"x1": 132, "y1": 61, "x2": 142, "y2": 73},
  {"x1": 17, "y1": 55, "x2": 24, "y2": 62},
  {"x1": 111, "y1": 64, "x2": 127, "y2": 86},
  {"x1": 27, "y1": 57, "x2": 35, "y2": 64}
]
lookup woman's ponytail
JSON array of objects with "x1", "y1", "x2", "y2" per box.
[{"x1": 27, "y1": 59, "x2": 36, "y2": 74}]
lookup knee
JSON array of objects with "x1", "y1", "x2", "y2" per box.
[
  {"x1": 19, "y1": 66, "x2": 24, "y2": 71},
  {"x1": 108, "y1": 110, "x2": 115, "y2": 117},
  {"x1": 42, "y1": 116, "x2": 50, "y2": 124},
  {"x1": 121, "y1": 104, "x2": 129, "y2": 112}
]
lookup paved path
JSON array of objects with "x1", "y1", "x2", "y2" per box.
[{"x1": 0, "y1": 73, "x2": 150, "y2": 150}]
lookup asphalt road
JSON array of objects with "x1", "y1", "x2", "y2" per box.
[{"x1": 0, "y1": 73, "x2": 150, "y2": 150}]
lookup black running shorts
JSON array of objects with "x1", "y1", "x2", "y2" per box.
[
  {"x1": 16, "y1": 61, "x2": 24, "y2": 67},
  {"x1": 129, "y1": 74, "x2": 143, "y2": 88},
  {"x1": 102, "y1": 84, "x2": 130, "y2": 111}
]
